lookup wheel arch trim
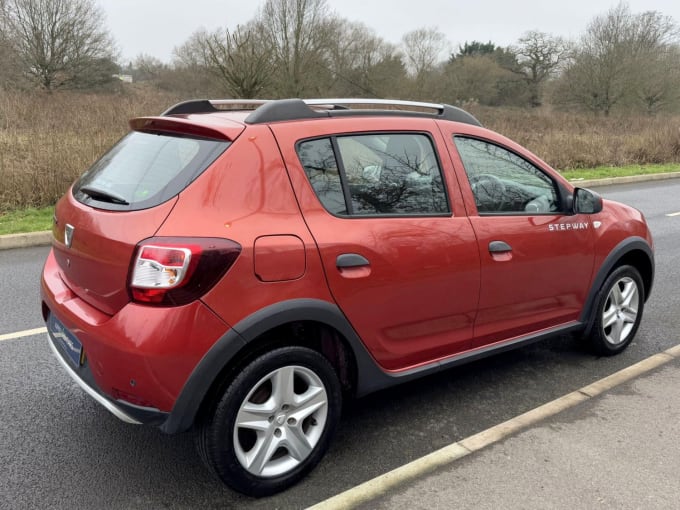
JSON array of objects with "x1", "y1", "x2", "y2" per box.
[
  {"x1": 579, "y1": 236, "x2": 654, "y2": 335},
  {"x1": 160, "y1": 299, "x2": 389, "y2": 433}
]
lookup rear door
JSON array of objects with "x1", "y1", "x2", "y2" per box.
[
  {"x1": 271, "y1": 118, "x2": 480, "y2": 371},
  {"x1": 443, "y1": 133, "x2": 595, "y2": 347}
]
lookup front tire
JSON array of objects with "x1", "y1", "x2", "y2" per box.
[
  {"x1": 587, "y1": 265, "x2": 644, "y2": 356},
  {"x1": 196, "y1": 346, "x2": 341, "y2": 497}
]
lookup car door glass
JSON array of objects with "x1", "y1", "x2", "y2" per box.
[
  {"x1": 297, "y1": 138, "x2": 347, "y2": 215},
  {"x1": 454, "y1": 137, "x2": 559, "y2": 214},
  {"x1": 297, "y1": 133, "x2": 449, "y2": 217},
  {"x1": 338, "y1": 133, "x2": 449, "y2": 215}
]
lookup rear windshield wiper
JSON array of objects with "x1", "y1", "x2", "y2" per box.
[{"x1": 79, "y1": 185, "x2": 130, "y2": 205}]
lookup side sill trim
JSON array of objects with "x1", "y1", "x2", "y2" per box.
[
  {"x1": 47, "y1": 333, "x2": 142, "y2": 425},
  {"x1": 355, "y1": 321, "x2": 584, "y2": 396}
]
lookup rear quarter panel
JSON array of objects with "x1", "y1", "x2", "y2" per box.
[{"x1": 154, "y1": 124, "x2": 335, "y2": 327}]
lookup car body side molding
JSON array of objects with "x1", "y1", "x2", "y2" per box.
[{"x1": 162, "y1": 299, "x2": 585, "y2": 433}]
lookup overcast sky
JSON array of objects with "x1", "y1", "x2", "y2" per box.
[{"x1": 96, "y1": 0, "x2": 680, "y2": 64}]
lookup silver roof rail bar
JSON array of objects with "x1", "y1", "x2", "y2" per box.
[
  {"x1": 161, "y1": 98, "x2": 482, "y2": 127},
  {"x1": 304, "y1": 98, "x2": 446, "y2": 111}
]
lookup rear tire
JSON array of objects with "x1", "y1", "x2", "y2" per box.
[
  {"x1": 586, "y1": 265, "x2": 644, "y2": 356},
  {"x1": 196, "y1": 346, "x2": 341, "y2": 497}
]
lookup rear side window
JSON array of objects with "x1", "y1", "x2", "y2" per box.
[
  {"x1": 296, "y1": 138, "x2": 347, "y2": 215},
  {"x1": 297, "y1": 133, "x2": 449, "y2": 216},
  {"x1": 73, "y1": 131, "x2": 230, "y2": 211}
]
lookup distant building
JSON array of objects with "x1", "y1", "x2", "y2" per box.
[{"x1": 112, "y1": 74, "x2": 133, "y2": 83}]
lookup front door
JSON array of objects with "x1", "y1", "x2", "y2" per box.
[{"x1": 448, "y1": 135, "x2": 595, "y2": 347}]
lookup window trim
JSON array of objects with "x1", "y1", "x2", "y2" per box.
[{"x1": 295, "y1": 131, "x2": 453, "y2": 219}]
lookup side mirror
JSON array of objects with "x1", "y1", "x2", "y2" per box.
[{"x1": 573, "y1": 188, "x2": 603, "y2": 214}]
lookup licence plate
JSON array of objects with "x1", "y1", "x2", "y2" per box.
[{"x1": 47, "y1": 314, "x2": 83, "y2": 368}]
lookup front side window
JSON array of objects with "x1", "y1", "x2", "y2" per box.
[
  {"x1": 297, "y1": 133, "x2": 449, "y2": 216},
  {"x1": 454, "y1": 137, "x2": 559, "y2": 214}
]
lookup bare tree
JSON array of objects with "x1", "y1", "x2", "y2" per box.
[
  {"x1": 0, "y1": 0, "x2": 23, "y2": 87},
  {"x1": 324, "y1": 20, "x2": 405, "y2": 98},
  {"x1": 171, "y1": 31, "x2": 225, "y2": 96},
  {"x1": 400, "y1": 27, "x2": 449, "y2": 100},
  {"x1": 557, "y1": 2, "x2": 679, "y2": 115},
  {"x1": 0, "y1": 0, "x2": 117, "y2": 90},
  {"x1": 401, "y1": 27, "x2": 449, "y2": 78},
  {"x1": 130, "y1": 53, "x2": 166, "y2": 82},
  {"x1": 635, "y1": 45, "x2": 680, "y2": 114},
  {"x1": 200, "y1": 24, "x2": 273, "y2": 98},
  {"x1": 514, "y1": 31, "x2": 570, "y2": 107},
  {"x1": 443, "y1": 55, "x2": 511, "y2": 106},
  {"x1": 257, "y1": 0, "x2": 336, "y2": 96}
]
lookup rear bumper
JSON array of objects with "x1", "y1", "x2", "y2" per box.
[
  {"x1": 47, "y1": 331, "x2": 166, "y2": 425},
  {"x1": 41, "y1": 249, "x2": 231, "y2": 429}
]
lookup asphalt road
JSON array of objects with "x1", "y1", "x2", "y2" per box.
[{"x1": 1, "y1": 179, "x2": 678, "y2": 510}]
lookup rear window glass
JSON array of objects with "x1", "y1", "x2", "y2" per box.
[{"x1": 73, "y1": 131, "x2": 230, "y2": 211}]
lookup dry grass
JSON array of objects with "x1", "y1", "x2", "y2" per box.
[
  {"x1": 1, "y1": 89, "x2": 680, "y2": 211},
  {"x1": 472, "y1": 106, "x2": 680, "y2": 170},
  {"x1": 0, "y1": 86, "x2": 177, "y2": 210}
]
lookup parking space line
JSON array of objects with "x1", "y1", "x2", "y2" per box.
[
  {"x1": 309, "y1": 345, "x2": 680, "y2": 510},
  {"x1": 667, "y1": 212, "x2": 680, "y2": 217},
  {"x1": 0, "y1": 327, "x2": 47, "y2": 342}
]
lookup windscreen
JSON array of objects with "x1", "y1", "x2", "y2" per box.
[{"x1": 73, "y1": 131, "x2": 230, "y2": 211}]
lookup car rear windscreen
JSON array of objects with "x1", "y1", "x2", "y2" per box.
[{"x1": 73, "y1": 131, "x2": 230, "y2": 211}]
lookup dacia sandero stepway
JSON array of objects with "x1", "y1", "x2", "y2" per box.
[{"x1": 42, "y1": 98, "x2": 654, "y2": 496}]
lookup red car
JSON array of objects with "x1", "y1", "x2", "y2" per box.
[{"x1": 42, "y1": 98, "x2": 654, "y2": 496}]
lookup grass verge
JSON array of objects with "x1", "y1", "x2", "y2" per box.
[
  {"x1": 560, "y1": 163, "x2": 680, "y2": 181},
  {"x1": 0, "y1": 206, "x2": 53, "y2": 235}
]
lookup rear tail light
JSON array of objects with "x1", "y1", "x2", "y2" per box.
[{"x1": 129, "y1": 237, "x2": 241, "y2": 306}]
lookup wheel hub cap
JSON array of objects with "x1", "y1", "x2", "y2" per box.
[
  {"x1": 233, "y1": 365, "x2": 329, "y2": 478},
  {"x1": 602, "y1": 276, "x2": 639, "y2": 346}
]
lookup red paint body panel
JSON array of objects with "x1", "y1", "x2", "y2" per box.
[
  {"x1": 254, "y1": 235, "x2": 306, "y2": 282},
  {"x1": 52, "y1": 191, "x2": 178, "y2": 315},
  {"x1": 42, "y1": 251, "x2": 230, "y2": 411},
  {"x1": 591, "y1": 199, "x2": 654, "y2": 270},
  {"x1": 155, "y1": 124, "x2": 337, "y2": 327},
  {"x1": 439, "y1": 123, "x2": 595, "y2": 345},
  {"x1": 467, "y1": 214, "x2": 594, "y2": 345},
  {"x1": 270, "y1": 119, "x2": 481, "y2": 370}
]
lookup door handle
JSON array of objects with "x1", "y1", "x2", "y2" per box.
[
  {"x1": 488, "y1": 241, "x2": 512, "y2": 253},
  {"x1": 336, "y1": 253, "x2": 370, "y2": 268}
]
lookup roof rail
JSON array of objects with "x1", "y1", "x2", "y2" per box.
[
  {"x1": 161, "y1": 98, "x2": 482, "y2": 127},
  {"x1": 161, "y1": 99, "x2": 269, "y2": 116}
]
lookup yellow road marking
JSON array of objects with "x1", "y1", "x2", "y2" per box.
[
  {"x1": 310, "y1": 346, "x2": 680, "y2": 510},
  {"x1": 0, "y1": 327, "x2": 47, "y2": 342}
]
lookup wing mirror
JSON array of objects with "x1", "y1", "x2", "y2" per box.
[{"x1": 573, "y1": 188, "x2": 603, "y2": 214}]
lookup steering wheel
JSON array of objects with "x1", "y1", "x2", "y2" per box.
[{"x1": 469, "y1": 174, "x2": 507, "y2": 211}]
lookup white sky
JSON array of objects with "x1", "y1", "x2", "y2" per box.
[{"x1": 96, "y1": 0, "x2": 680, "y2": 64}]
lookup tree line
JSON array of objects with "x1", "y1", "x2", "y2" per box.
[{"x1": 1, "y1": 0, "x2": 679, "y2": 115}]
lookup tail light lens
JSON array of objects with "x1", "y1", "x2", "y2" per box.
[{"x1": 129, "y1": 237, "x2": 241, "y2": 306}]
